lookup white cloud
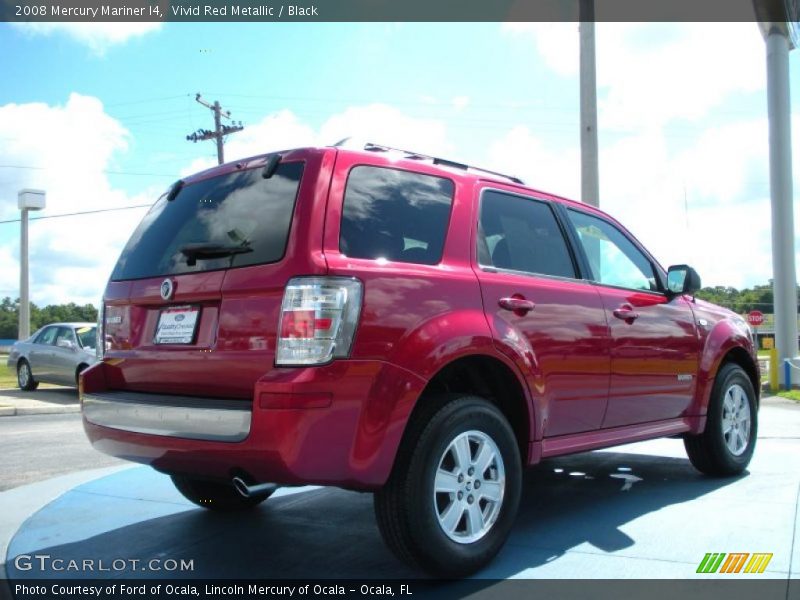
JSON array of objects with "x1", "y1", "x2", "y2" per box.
[
  {"x1": 0, "y1": 93, "x2": 154, "y2": 305},
  {"x1": 452, "y1": 96, "x2": 470, "y2": 112},
  {"x1": 596, "y1": 23, "x2": 764, "y2": 130},
  {"x1": 498, "y1": 22, "x2": 787, "y2": 289},
  {"x1": 486, "y1": 126, "x2": 580, "y2": 199},
  {"x1": 502, "y1": 22, "x2": 578, "y2": 77},
  {"x1": 0, "y1": 99, "x2": 455, "y2": 306},
  {"x1": 182, "y1": 104, "x2": 454, "y2": 175},
  {"x1": 502, "y1": 23, "x2": 764, "y2": 130},
  {"x1": 317, "y1": 104, "x2": 453, "y2": 156},
  {"x1": 12, "y1": 22, "x2": 162, "y2": 54},
  {"x1": 1, "y1": 70, "x2": 793, "y2": 308}
]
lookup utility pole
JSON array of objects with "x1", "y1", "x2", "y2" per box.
[
  {"x1": 186, "y1": 94, "x2": 244, "y2": 165},
  {"x1": 579, "y1": 0, "x2": 600, "y2": 208}
]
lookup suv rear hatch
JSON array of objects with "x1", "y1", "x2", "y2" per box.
[{"x1": 101, "y1": 148, "x2": 332, "y2": 399}]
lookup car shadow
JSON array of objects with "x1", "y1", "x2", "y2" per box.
[{"x1": 4, "y1": 449, "x2": 741, "y2": 581}]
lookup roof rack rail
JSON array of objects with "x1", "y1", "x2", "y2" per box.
[{"x1": 361, "y1": 142, "x2": 525, "y2": 185}]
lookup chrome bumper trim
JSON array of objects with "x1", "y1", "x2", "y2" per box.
[{"x1": 82, "y1": 392, "x2": 251, "y2": 442}]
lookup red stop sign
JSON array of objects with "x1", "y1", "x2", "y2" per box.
[{"x1": 747, "y1": 310, "x2": 764, "y2": 327}]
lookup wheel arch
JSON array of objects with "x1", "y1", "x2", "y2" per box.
[
  {"x1": 75, "y1": 362, "x2": 90, "y2": 384},
  {"x1": 695, "y1": 316, "x2": 760, "y2": 419},
  {"x1": 720, "y1": 346, "x2": 760, "y2": 404},
  {"x1": 400, "y1": 353, "x2": 534, "y2": 466}
]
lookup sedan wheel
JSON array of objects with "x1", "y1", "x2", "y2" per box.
[{"x1": 17, "y1": 360, "x2": 38, "y2": 391}]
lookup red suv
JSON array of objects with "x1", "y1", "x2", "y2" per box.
[{"x1": 82, "y1": 143, "x2": 759, "y2": 577}]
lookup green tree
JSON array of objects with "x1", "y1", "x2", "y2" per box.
[{"x1": 0, "y1": 297, "x2": 97, "y2": 339}]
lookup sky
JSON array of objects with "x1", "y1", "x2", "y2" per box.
[{"x1": 0, "y1": 21, "x2": 798, "y2": 307}]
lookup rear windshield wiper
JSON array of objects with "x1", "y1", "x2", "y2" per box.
[{"x1": 179, "y1": 243, "x2": 253, "y2": 266}]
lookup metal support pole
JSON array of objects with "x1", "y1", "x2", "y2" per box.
[
  {"x1": 19, "y1": 207, "x2": 30, "y2": 340},
  {"x1": 579, "y1": 0, "x2": 600, "y2": 208},
  {"x1": 766, "y1": 28, "x2": 798, "y2": 386}
]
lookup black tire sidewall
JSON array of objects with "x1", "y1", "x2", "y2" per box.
[
  {"x1": 405, "y1": 398, "x2": 522, "y2": 575},
  {"x1": 706, "y1": 364, "x2": 757, "y2": 472},
  {"x1": 18, "y1": 360, "x2": 33, "y2": 390}
]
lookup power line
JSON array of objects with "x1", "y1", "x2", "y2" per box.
[
  {"x1": 0, "y1": 165, "x2": 174, "y2": 178},
  {"x1": 105, "y1": 94, "x2": 191, "y2": 108},
  {"x1": 0, "y1": 204, "x2": 151, "y2": 225}
]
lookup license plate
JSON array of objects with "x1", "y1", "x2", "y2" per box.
[{"x1": 155, "y1": 306, "x2": 200, "y2": 345}]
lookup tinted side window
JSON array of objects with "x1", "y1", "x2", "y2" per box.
[
  {"x1": 35, "y1": 327, "x2": 57, "y2": 345},
  {"x1": 340, "y1": 166, "x2": 454, "y2": 265},
  {"x1": 567, "y1": 209, "x2": 658, "y2": 291},
  {"x1": 479, "y1": 191, "x2": 576, "y2": 279}
]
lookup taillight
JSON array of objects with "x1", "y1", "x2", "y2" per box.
[{"x1": 276, "y1": 277, "x2": 363, "y2": 366}]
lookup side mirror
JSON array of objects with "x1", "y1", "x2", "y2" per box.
[
  {"x1": 667, "y1": 264, "x2": 701, "y2": 296},
  {"x1": 57, "y1": 339, "x2": 75, "y2": 351}
]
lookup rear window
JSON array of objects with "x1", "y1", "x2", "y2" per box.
[
  {"x1": 111, "y1": 161, "x2": 304, "y2": 281},
  {"x1": 339, "y1": 166, "x2": 454, "y2": 265}
]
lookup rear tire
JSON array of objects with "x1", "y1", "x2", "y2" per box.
[
  {"x1": 684, "y1": 363, "x2": 757, "y2": 476},
  {"x1": 75, "y1": 363, "x2": 89, "y2": 386},
  {"x1": 17, "y1": 359, "x2": 38, "y2": 391},
  {"x1": 171, "y1": 475, "x2": 272, "y2": 511},
  {"x1": 374, "y1": 394, "x2": 522, "y2": 577}
]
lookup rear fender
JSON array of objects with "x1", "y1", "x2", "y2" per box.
[{"x1": 359, "y1": 310, "x2": 537, "y2": 484}]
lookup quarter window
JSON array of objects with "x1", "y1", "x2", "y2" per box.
[
  {"x1": 478, "y1": 190, "x2": 576, "y2": 279},
  {"x1": 339, "y1": 166, "x2": 454, "y2": 265},
  {"x1": 567, "y1": 209, "x2": 658, "y2": 291}
]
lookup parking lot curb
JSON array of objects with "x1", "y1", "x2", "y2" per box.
[
  {"x1": 13, "y1": 405, "x2": 80, "y2": 416},
  {"x1": 0, "y1": 388, "x2": 80, "y2": 417}
]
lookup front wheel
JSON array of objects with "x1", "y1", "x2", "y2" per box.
[
  {"x1": 17, "y1": 359, "x2": 38, "y2": 391},
  {"x1": 171, "y1": 475, "x2": 272, "y2": 511},
  {"x1": 374, "y1": 395, "x2": 522, "y2": 577},
  {"x1": 684, "y1": 363, "x2": 757, "y2": 476}
]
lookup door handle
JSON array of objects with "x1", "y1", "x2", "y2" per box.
[
  {"x1": 613, "y1": 305, "x2": 640, "y2": 323},
  {"x1": 499, "y1": 296, "x2": 536, "y2": 316}
]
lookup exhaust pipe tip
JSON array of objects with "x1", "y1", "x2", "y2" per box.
[
  {"x1": 232, "y1": 476, "x2": 251, "y2": 498},
  {"x1": 232, "y1": 476, "x2": 278, "y2": 499}
]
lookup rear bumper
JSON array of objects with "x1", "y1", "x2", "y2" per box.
[
  {"x1": 83, "y1": 391, "x2": 251, "y2": 442},
  {"x1": 80, "y1": 358, "x2": 427, "y2": 490}
]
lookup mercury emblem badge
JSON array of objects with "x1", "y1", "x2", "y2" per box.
[{"x1": 160, "y1": 279, "x2": 174, "y2": 301}]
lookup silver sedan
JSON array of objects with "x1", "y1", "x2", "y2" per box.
[{"x1": 6, "y1": 322, "x2": 98, "y2": 390}]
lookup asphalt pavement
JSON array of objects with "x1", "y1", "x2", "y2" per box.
[
  {"x1": 0, "y1": 413, "x2": 124, "y2": 491},
  {"x1": 0, "y1": 393, "x2": 798, "y2": 586}
]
